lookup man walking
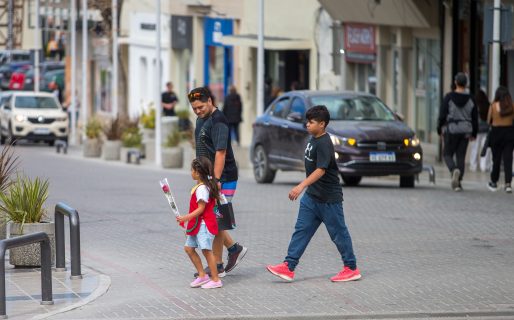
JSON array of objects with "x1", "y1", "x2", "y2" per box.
[
  {"x1": 437, "y1": 72, "x2": 478, "y2": 191},
  {"x1": 188, "y1": 87, "x2": 248, "y2": 277}
]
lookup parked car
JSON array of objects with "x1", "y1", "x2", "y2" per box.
[
  {"x1": 8, "y1": 65, "x2": 32, "y2": 90},
  {"x1": 40, "y1": 69, "x2": 65, "y2": 92},
  {"x1": 0, "y1": 61, "x2": 31, "y2": 90},
  {"x1": 250, "y1": 91, "x2": 423, "y2": 187},
  {"x1": 19, "y1": 62, "x2": 64, "y2": 91},
  {"x1": 0, "y1": 91, "x2": 68, "y2": 146},
  {"x1": 0, "y1": 50, "x2": 31, "y2": 65}
]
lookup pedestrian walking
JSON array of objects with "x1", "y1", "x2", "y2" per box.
[
  {"x1": 162, "y1": 82, "x2": 179, "y2": 117},
  {"x1": 222, "y1": 85, "x2": 243, "y2": 146},
  {"x1": 266, "y1": 105, "x2": 361, "y2": 283},
  {"x1": 469, "y1": 89, "x2": 492, "y2": 172},
  {"x1": 177, "y1": 157, "x2": 222, "y2": 289},
  {"x1": 437, "y1": 72, "x2": 478, "y2": 191},
  {"x1": 486, "y1": 86, "x2": 514, "y2": 193},
  {"x1": 188, "y1": 87, "x2": 248, "y2": 278}
]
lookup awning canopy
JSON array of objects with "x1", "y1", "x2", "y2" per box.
[
  {"x1": 220, "y1": 34, "x2": 311, "y2": 50},
  {"x1": 318, "y1": 0, "x2": 436, "y2": 28}
]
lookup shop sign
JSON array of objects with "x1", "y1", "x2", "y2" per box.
[
  {"x1": 204, "y1": 17, "x2": 233, "y2": 47},
  {"x1": 172, "y1": 15, "x2": 192, "y2": 50},
  {"x1": 344, "y1": 23, "x2": 376, "y2": 63}
]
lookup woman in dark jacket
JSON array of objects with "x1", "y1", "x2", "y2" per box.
[{"x1": 223, "y1": 86, "x2": 243, "y2": 145}]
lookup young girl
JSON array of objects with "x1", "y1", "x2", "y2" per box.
[{"x1": 177, "y1": 157, "x2": 222, "y2": 289}]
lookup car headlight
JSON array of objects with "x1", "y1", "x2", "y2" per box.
[
  {"x1": 330, "y1": 134, "x2": 356, "y2": 147},
  {"x1": 14, "y1": 114, "x2": 27, "y2": 122},
  {"x1": 404, "y1": 136, "x2": 420, "y2": 147},
  {"x1": 330, "y1": 134, "x2": 342, "y2": 146}
]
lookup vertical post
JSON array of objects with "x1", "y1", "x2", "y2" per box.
[
  {"x1": 35, "y1": 0, "x2": 41, "y2": 92},
  {"x1": 70, "y1": 0, "x2": 77, "y2": 145},
  {"x1": 0, "y1": 250, "x2": 6, "y2": 318},
  {"x1": 490, "y1": 0, "x2": 501, "y2": 94},
  {"x1": 257, "y1": 0, "x2": 264, "y2": 116},
  {"x1": 112, "y1": 0, "x2": 119, "y2": 117},
  {"x1": 7, "y1": 0, "x2": 13, "y2": 50},
  {"x1": 55, "y1": 213, "x2": 65, "y2": 270},
  {"x1": 40, "y1": 240, "x2": 53, "y2": 305},
  {"x1": 70, "y1": 213, "x2": 82, "y2": 279},
  {"x1": 82, "y1": 0, "x2": 88, "y2": 141},
  {"x1": 155, "y1": 0, "x2": 162, "y2": 166}
]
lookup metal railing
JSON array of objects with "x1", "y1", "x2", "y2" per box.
[
  {"x1": 0, "y1": 232, "x2": 53, "y2": 318},
  {"x1": 55, "y1": 202, "x2": 82, "y2": 279},
  {"x1": 416, "y1": 164, "x2": 436, "y2": 184}
]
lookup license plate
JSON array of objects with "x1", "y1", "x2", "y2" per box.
[
  {"x1": 369, "y1": 152, "x2": 396, "y2": 162},
  {"x1": 34, "y1": 128, "x2": 50, "y2": 135}
]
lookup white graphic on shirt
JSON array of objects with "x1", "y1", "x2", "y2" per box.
[{"x1": 305, "y1": 143, "x2": 314, "y2": 162}]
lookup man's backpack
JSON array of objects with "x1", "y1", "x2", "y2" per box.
[{"x1": 447, "y1": 99, "x2": 474, "y2": 134}]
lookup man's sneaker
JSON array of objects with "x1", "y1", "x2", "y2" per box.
[
  {"x1": 505, "y1": 184, "x2": 512, "y2": 193},
  {"x1": 454, "y1": 183, "x2": 462, "y2": 192},
  {"x1": 451, "y1": 169, "x2": 460, "y2": 190},
  {"x1": 225, "y1": 244, "x2": 248, "y2": 273},
  {"x1": 330, "y1": 266, "x2": 362, "y2": 282},
  {"x1": 201, "y1": 280, "x2": 223, "y2": 289},
  {"x1": 266, "y1": 262, "x2": 294, "y2": 282},
  {"x1": 488, "y1": 181, "x2": 498, "y2": 192},
  {"x1": 190, "y1": 275, "x2": 210, "y2": 288},
  {"x1": 193, "y1": 265, "x2": 226, "y2": 278}
]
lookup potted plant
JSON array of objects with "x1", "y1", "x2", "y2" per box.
[
  {"x1": 140, "y1": 108, "x2": 156, "y2": 161},
  {"x1": 83, "y1": 117, "x2": 103, "y2": 158},
  {"x1": 176, "y1": 109, "x2": 191, "y2": 132},
  {"x1": 0, "y1": 175, "x2": 55, "y2": 267},
  {"x1": 120, "y1": 120, "x2": 143, "y2": 163},
  {"x1": 0, "y1": 144, "x2": 19, "y2": 240},
  {"x1": 102, "y1": 116, "x2": 125, "y2": 161},
  {"x1": 162, "y1": 129, "x2": 183, "y2": 168}
]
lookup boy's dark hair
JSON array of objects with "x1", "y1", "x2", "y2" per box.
[
  {"x1": 188, "y1": 87, "x2": 211, "y2": 103},
  {"x1": 306, "y1": 105, "x2": 330, "y2": 127},
  {"x1": 191, "y1": 157, "x2": 221, "y2": 202},
  {"x1": 454, "y1": 72, "x2": 468, "y2": 87}
]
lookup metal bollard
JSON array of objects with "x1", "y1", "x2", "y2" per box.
[
  {"x1": 127, "y1": 150, "x2": 141, "y2": 165},
  {"x1": 0, "y1": 232, "x2": 53, "y2": 318},
  {"x1": 55, "y1": 202, "x2": 82, "y2": 279},
  {"x1": 55, "y1": 140, "x2": 68, "y2": 154}
]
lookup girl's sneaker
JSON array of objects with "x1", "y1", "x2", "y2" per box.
[
  {"x1": 190, "y1": 275, "x2": 210, "y2": 288},
  {"x1": 201, "y1": 280, "x2": 223, "y2": 289}
]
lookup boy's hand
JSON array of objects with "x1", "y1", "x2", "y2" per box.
[
  {"x1": 289, "y1": 184, "x2": 305, "y2": 201},
  {"x1": 176, "y1": 215, "x2": 189, "y2": 223}
]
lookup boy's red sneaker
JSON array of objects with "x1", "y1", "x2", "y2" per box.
[
  {"x1": 330, "y1": 266, "x2": 362, "y2": 282},
  {"x1": 266, "y1": 262, "x2": 295, "y2": 281}
]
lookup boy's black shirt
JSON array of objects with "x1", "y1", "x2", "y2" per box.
[
  {"x1": 304, "y1": 133, "x2": 343, "y2": 203},
  {"x1": 195, "y1": 109, "x2": 238, "y2": 182}
]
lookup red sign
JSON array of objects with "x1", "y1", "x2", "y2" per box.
[{"x1": 344, "y1": 23, "x2": 376, "y2": 53}]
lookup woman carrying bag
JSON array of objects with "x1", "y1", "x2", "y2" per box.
[{"x1": 486, "y1": 86, "x2": 514, "y2": 193}]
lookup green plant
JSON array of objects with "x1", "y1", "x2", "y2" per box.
[
  {"x1": 175, "y1": 109, "x2": 190, "y2": 120},
  {"x1": 121, "y1": 120, "x2": 142, "y2": 148},
  {"x1": 140, "y1": 108, "x2": 156, "y2": 129},
  {"x1": 86, "y1": 117, "x2": 103, "y2": 139},
  {"x1": 0, "y1": 144, "x2": 19, "y2": 194},
  {"x1": 104, "y1": 116, "x2": 126, "y2": 140},
  {"x1": 0, "y1": 175, "x2": 49, "y2": 227},
  {"x1": 164, "y1": 129, "x2": 181, "y2": 148}
]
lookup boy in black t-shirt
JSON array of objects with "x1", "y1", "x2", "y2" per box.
[{"x1": 266, "y1": 105, "x2": 361, "y2": 282}]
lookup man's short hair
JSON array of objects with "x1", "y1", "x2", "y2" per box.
[
  {"x1": 188, "y1": 87, "x2": 210, "y2": 103},
  {"x1": 306, "y1": 105, "x2": 330, "y2": 127},
  {"x1": 454, "y1": 72, "x2": 468, "y2": 87}
]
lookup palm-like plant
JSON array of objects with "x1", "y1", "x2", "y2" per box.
[
  {"x1": 0, "y1": 144, "x2": 19, "y2": 194},
  {"x1": 0, "y1": 175, "x2": 49, "y2": 228}
]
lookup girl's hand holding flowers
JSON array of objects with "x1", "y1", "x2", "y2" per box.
[{"x1": 176, "y1": 214, "x2": 189, "y2": 223}]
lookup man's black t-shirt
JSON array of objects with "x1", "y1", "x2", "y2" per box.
[
  {"x1": 195, "y1": 109, "x2": 238, "y2": 182},
  {"x1": 162, "y1": 91, "x2": 178, "y2": 116},
  {"x1": 304, "y1": 133, "x2": 343, "y2": 203}
]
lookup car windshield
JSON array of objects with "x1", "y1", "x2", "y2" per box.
[
  {"x1": 15, "y1": 96, "x2": 59, "y2": 109},
  {"x1": 309, "y1": 95, "x2": 396, "y2": 121}
]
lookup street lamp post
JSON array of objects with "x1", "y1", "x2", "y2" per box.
[
  {"x1": 491, "y1": 0, "x2": 501, "y2": 94},
  {"x1": 34, "y1": 0, "x2": 41, "y2": 92},
  {"x1": 257, "y1": 0, "x2": 264, "y2": 117},
  {"x1": 112, "y1": 0, "x2": 119, "y2": 117},
  {"x1": 70, "y1": 0, "x2": 77, "y2": 145},
  {"x1": 155, "y1": 0, "x2": 162, "y2": 166},
  {"x1": 82, "y1": 0, "x2": 88, "y2": 141}
]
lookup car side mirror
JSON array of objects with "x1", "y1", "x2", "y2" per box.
[{"x1": 287, "y1": 112, "x2": 303, "y2": 123}]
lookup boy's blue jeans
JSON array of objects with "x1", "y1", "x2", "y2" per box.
[{"x1": 285, "y1": 193, "x2": 357, "y2": 271}]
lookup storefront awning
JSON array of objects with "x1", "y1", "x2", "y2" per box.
[
  {"x1": 220, "y1": 34, "x2": 311, "y2": 50},
  {"x1": 318, "y1": 0, "x2": 436, "y2": 28}
]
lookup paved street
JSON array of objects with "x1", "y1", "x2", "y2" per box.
[{"x1": 10, "y1": 144, "x2": 514, "y2": 319}]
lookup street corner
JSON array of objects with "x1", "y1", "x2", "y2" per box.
[{"x1": 2, "y1": 263, "x2": 110, "y2": 320}]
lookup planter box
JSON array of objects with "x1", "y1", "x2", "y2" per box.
[
  {"x1": 142, "y1": 128, "x2": 155, "y2": 140},
  {"x1": 102, "y1": 140, "x2": 122, "y2": 161},
  {"x1": 162, "y1": 147, "x2": 183, "y2": 168},
  {"x1": 121, "y1": 146, "x2": 142, "y2": 163},
  {"x1": 9, "y1": 222, "x2": 56, "y2": 267},
  {"x1": 143, "y1": 139, "x2": 155, "y2": 162},
  {"x1": 83, "y1": 138, "x2": 102, "y2": 158}
]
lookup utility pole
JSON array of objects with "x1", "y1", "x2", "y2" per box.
[
  {"x1": 112, "y1": 0, "x2": 119, "y2": 117},
  {"x1": 82, "y1": 0, "x2": 88, "y2": 141},
  {"x1": 491, "y1": 0, "x2": 501, "y2": 94},
  {"x1": 34, "y1": 0, "x2": 40, "y2": 92},
  {"x1": 155, "y1": 0, "x2": 162, "y2": 166},
  {"x1": 70, "y1": 0, "x2": 77, "y2": 145},
  {"x1": 257, "y1": 0, "x2": 264, "y2": 116}
]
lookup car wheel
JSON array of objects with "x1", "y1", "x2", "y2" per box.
[
  {"x1": 0, "y1": 126, "x2": 5, "y2": 145},
  {"x1": 253, "y1": 145, "x2": 276, "y2": 183},
  {"x1": 399, "y1": 175, "x2": 415, "y2": 188},
  {"x1": 341, "y1": 175, "x2": 362, "y2": 186}
]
